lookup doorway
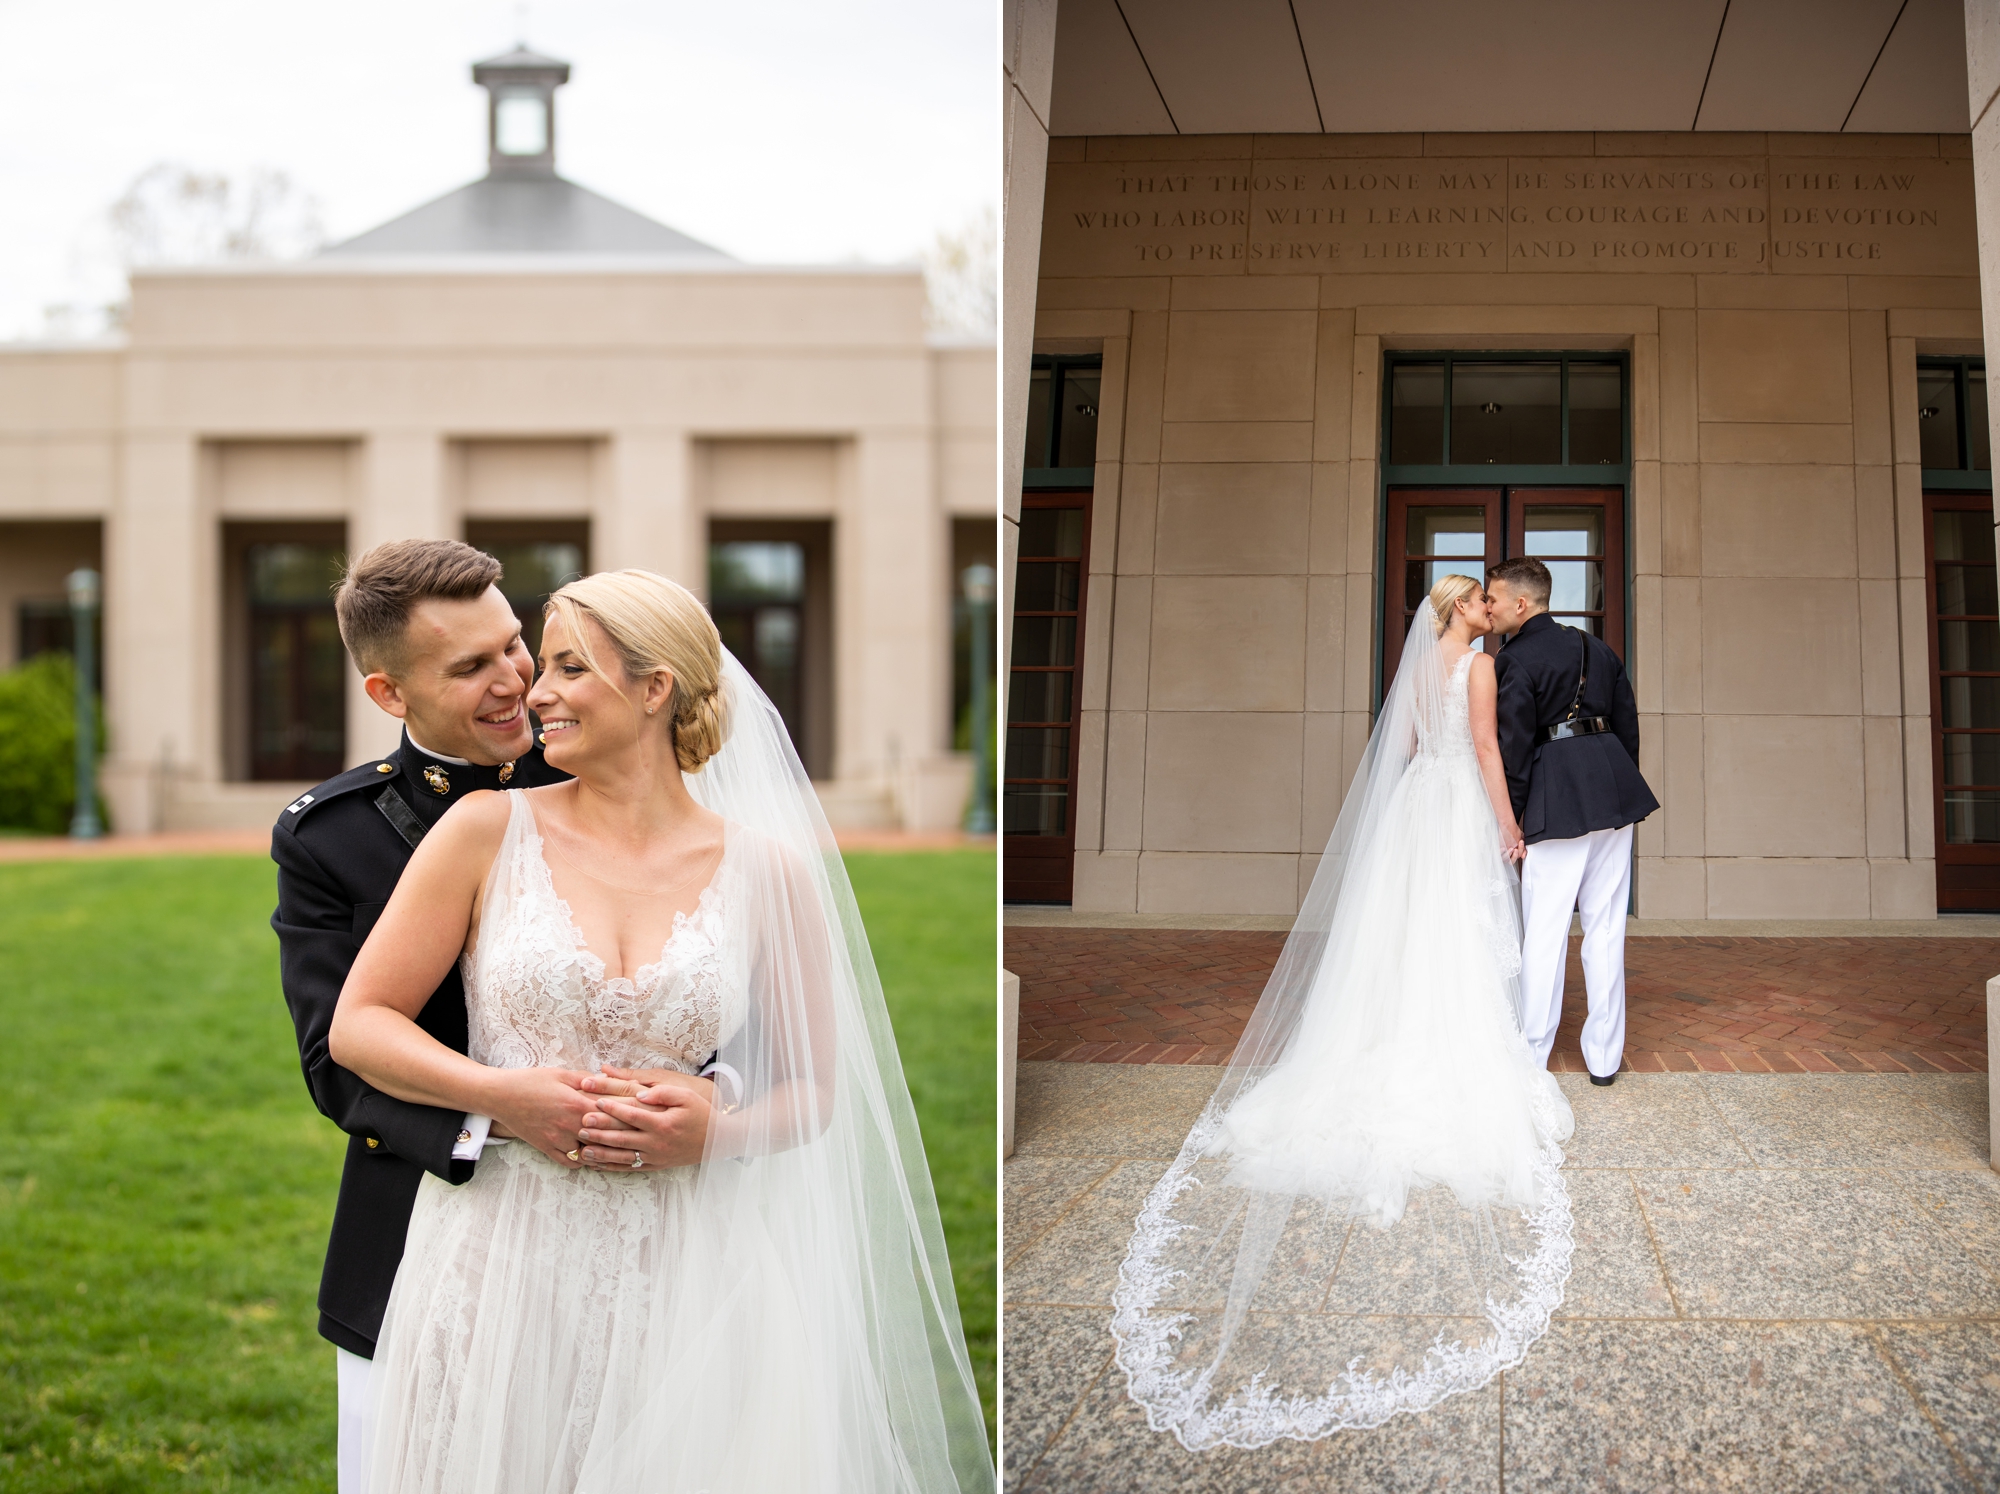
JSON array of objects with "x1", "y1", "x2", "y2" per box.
[
  {"x1": 1383, "y1": 487, "x2": 1626, "y2": 688},
  {"x1": 1004, "y1": 491, "x2": 1090, "y2": 904},
  {"x1": 1924, "y1": 492, "x2": 2000, "y2": 911},
  {"x1": 708, "y1": 519, "x2": 833, "y2": 780}
]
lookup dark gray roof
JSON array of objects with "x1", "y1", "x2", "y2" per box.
[
  {"x1": 474, "y1": 44, "x2": 568, "y2": 72},
  {"x1": 321, "y1": 175, "x2": 732, "y2": 259}
]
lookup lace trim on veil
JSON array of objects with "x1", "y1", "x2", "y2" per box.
[{"x1": 1109, "y1": 1079, "x2": 1575, "y2": 1451}]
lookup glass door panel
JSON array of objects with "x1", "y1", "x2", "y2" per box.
[
  {"x1": 1383, "y1": 490, "x2": 1500, "y2": 685},
  {"x1": 1927, "y1": 494, "x2": 2000, "y2": 906},
  {"x1": 1509, "y1": 493, "x2": 1623, "y2": 647},
  {"x1": 1005, "y1": 493, "x2": 1091, "y2": 903},
  {"x1": 247, "y1": 541, "x2": 347, "y2": 782}
]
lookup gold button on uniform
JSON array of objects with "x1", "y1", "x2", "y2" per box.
[
  {"x1": 366, "y1": 1137, "x2": 380, "y2": 1149},
  {"x1": 376, "y1": 762, "x2": 394, "y2": 774}
]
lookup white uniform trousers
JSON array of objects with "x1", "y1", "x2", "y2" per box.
[
  {"x1": 336, "y1": 1346, "x2": 376, "y2": 1494},
  {"x1": 1519, "y1": 822, "x2": 1634, "y2": 1077}
]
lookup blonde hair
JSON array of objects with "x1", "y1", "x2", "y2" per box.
[
  {"x1": 543, "y1": 570, "x2": 730, "y2": 772},
  {"x1": 1428, "y1": 574, "x2": 1483, "y2": 637}
]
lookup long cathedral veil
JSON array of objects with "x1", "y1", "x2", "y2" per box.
[
  {"x1": 575, "y1": 652, "x2": 991, "y2": 1492},
  {"x1": 1108, "y1": 603, "x2": 1573, "y2": 1450}
]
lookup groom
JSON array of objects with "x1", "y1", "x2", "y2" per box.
[
  {"x1": 270, "y1": 539, "x2": 716, "y2": 1491},
  {"x1": 1485, "y1": 557, "x2": 1659, "y2": 1087}
]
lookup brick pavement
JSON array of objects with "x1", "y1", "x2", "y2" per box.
[{"x1": 1008, "y1": 927, "x2": 1993, "y2": 1074}]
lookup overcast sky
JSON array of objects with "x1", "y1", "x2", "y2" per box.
[{"x1": 0, "y1": 0, "x2": 997, "y2": 339}]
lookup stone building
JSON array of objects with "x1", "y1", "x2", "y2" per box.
[
  {"x1": 1002, "y1": 0, "x2": 2000, "y2": 920},
  {"x1": 0, "y1": 46, "x2": 996, "y2": 832}
]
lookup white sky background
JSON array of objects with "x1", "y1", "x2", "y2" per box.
[{"x1": 0, "y1": 0, "x2": 998, "y2": 340}]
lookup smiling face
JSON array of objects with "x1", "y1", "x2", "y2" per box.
[
  {"x1": 361, "y1": 586, "x2": 536, "y2": 764},
  {"x1": 527, "y1": 608, "x2": 673, "y2": 773}
]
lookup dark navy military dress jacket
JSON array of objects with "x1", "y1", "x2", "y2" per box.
[
  {"x1": 270, "y1": 731, "x2": 567, "y2": 1358},
  {"x1": 1492, "y1": 611, "x2": 1659, "y2": 845}
]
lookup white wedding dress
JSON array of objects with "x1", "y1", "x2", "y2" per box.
[
  {"x1": 1112, "y1": 628, "x2": 1576, "y2": 1450},
  {"x1": 363, "y1": 768, "x2": 990, "y2": 1493}
]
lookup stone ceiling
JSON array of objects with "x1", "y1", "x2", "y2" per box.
[{"x1": 1048, "y1": 0, "x2": 1973, "y2": 137}]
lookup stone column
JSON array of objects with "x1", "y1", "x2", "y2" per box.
[
  {"x1": 349, "y1": 433, "x2": 450, "y2": 765},
  {"x1": 1972, "y1": 1, "x2": 2000, "y2": 516},
  {"x1": 100, "y1": 434, "x2": 205, "y2": 833},
  {"x1": 600, "y1": 430, "x2": 694, "y2": 584},
  {"x1": 1966, "y1": 0, "x2": 2000, "y2": 1171},
  {"x1": 1003, "y1": 0, "x2": 1058, "y2": 671}
]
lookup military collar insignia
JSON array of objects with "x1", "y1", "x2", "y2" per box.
[
  {"x1": 498, "y1": 760, "x2": 515, "y2": 784},
  {"x1": 422, "y1": 763, "x2": 451, "y2": 795}
]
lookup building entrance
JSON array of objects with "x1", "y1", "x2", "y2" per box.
[{"x1": 1385, "y1": 487, "x2": 1626, "y2": 685}]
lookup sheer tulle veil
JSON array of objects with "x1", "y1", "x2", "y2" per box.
[
  {"x1": 1108, "y1": 603, "x2": 1573, "y2": 1451},
  {"x1": 573, "y1": 652, "x2": 991, "y2": 1492}
]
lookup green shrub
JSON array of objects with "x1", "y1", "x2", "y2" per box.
[{"x1": 0, "y1": 654, "x2": 98, "y2": 834}]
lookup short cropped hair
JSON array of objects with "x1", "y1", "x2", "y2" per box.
[
  {"x1": 1486, "y1": 556, "x2": 1552, "y2": 608},
  {"x1": 335, "y1": 539, "x2": 502, "y2": 675}
]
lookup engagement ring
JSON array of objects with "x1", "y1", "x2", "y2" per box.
[{"x1": 629, "y1": 1152, "x2": 643, "y2": 1169}]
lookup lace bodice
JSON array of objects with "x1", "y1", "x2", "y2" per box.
[
  {"x1": 462, "y1": 791, "x2": 746, "y2": 1076},
  {"x1": 1416, "y1": 648, "x2": 1480, "y2": 761}
]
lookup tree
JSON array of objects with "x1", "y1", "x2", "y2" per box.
[
  {"x1": 923, "y1": 205, "x2": 996, "y2": 340},
  {"x1": 40, "y1": 163, "x2": 325, "y2": 337}
]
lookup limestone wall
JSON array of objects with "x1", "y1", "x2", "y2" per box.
[
  {"x1": 1036, "y1": 130, "x2": 1986, "y2": 919},
  {"x1": 0, "y1": 268, "x2": 992, "y2": 833}
]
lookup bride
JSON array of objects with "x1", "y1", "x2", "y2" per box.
[
  {"x1": 1111, "y1": 575, "x2": 1575, "y2": 1450},
  {"x1": 329, "y1": 570, "x2": 989, "y2": 1492}
]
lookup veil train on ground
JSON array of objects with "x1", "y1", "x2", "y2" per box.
[{"x1": 1109, "y1": 602, "x2": 1574, "y2": 1451}]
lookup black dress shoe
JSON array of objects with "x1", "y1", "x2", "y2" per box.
[{"x1": 1588, "y1": 1071, "x2": 1617, "y2": 1087}]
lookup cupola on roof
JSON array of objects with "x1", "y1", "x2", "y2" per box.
[{"x1": 323, "y1": 44, "x2": 730, "y2": 259}]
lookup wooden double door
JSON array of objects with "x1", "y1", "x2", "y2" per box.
[
  {"x1": 1925, "y1": 491, "x2": 2000, "y2": 910},
  {"x1": 1385, "y1": 487, "x2": 1627, "y2": 684}
]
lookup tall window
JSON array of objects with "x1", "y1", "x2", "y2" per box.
[
  {"x1": 1023, "y1": 354, "x2": 1102, "y2": 488},
  {"x1": 1005, "y1": 494, "x2": 1090, "y2": 903},
  {"x1": 707, "y1": 521, "x2": 833, "y2": 780},
  {"x1": 1922, "y1": 358, "x2": 1998, "y2": 911},
  {"x1": 247, "y1": 542, "x2": 347, "y2": 781},
  {"x1": 466, "y1": 520, "x2": 588, "y2": 665}
]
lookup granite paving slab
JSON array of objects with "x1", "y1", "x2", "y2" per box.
[
  {"x1": 1875, "y1": 1322, "x2": 2000, "y2": 1487},
  {"x1": 1014, "y1": 1353, "x2": 1501, "y2": 1493},
  {"x1": 1554, "y1": 1168, "x2": 1678, "y2": 1319},
  {"x1": 1002, "y1": 1156, "x2": 1117, "y2": 1266},
  {"x1": 1002, "y1": 1064, "x2": 2000, "y2": 1491},
  {"x1": 1004, "y1": 1158, "x2": 1172, "y2": 1307},
  {"x1": 1897, "y1": 1166, "x2": 2000, "y2": 1286},
  {"x1": 1000, "y1": 1306, "x2": 1116, "y2": 1492},
  {"x1": 1695, "y1": 1073, "x2": 1989, "y2": 1170},
  {"x1": 1637, "y1": 1167, "x2": 2000, "y2": 1319},
  {"x1": 1553, "y1": 1072, "x2": 1754, "y2": 1168},
  {"x1": 1010, "y1": 1062, "x2": 1222, "y2": 1160},
  {"x1": 1504, "y1": 1320, "x2": 1967, "y2": 1492}
]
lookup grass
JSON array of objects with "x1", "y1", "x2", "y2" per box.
[{"x1": 0, "y1": 848, "x2": 996, "y2": 1491}]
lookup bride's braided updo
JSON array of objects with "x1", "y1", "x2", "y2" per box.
[
  {"x1": 1428, "y1": 574, "x2": 1484, "y2": 638},
  {"x1": 543, "y1": 570, "x2": 730, "y2": 773}
]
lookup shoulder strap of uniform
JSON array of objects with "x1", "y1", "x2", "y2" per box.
[
  {"x1": 374, "y1": 785, "x2": 427, "y2": 850},
  {"x1": 1564, "y1": 626, "x2": 1590, "y2": 724}
]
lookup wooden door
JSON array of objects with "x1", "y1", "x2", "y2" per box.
[
  {"x1": 1382, "y1": 489, "x2": 1500, "y2": 684},
  {"x1": 1507, "y1": 488, "x2": 1626, "y2": 655},
  {"x1": 1925, "y1": 492, "x2": 2000, "y2": 910},
  {"x1": 1004, "y1": 492, "x2": 1090, "y2": 903}
]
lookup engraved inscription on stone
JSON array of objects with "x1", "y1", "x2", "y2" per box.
[
  {"x1": 1042, "y1": 163, "x2": 1251, "y2": 277},
  {"x1": 1248, "y1": 159, "x2": 1506, "y2": 271},
  {"x1": 1505, "y1": 159, "x2": 1767, "y2": 272},
  {"x1": 1039, "y1": 151, "x2": 1978, "y2": 279},
  {"x1": 1767, "y1": 158, "x2": 1975, "y2": 277}
]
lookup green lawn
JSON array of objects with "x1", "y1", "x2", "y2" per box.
[{"x1": 0, "y1": 849, "x2": 995, "y2": 1491}]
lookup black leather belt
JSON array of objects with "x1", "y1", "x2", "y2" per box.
[{"x1": 1544, "y1": 716, "x2": 1611, "y2": 744}]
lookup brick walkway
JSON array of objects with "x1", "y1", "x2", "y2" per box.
[{"x1": 1009, "y1": 927, "x2": 1993, "y2": 1074}]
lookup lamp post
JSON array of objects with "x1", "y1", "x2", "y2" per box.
[
  {"x1": 962, "y1": 564, "x2": 996, "y2": 834},
  {"x1": 67, "y1": 568, "x2": 102, "y2": 839}
]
